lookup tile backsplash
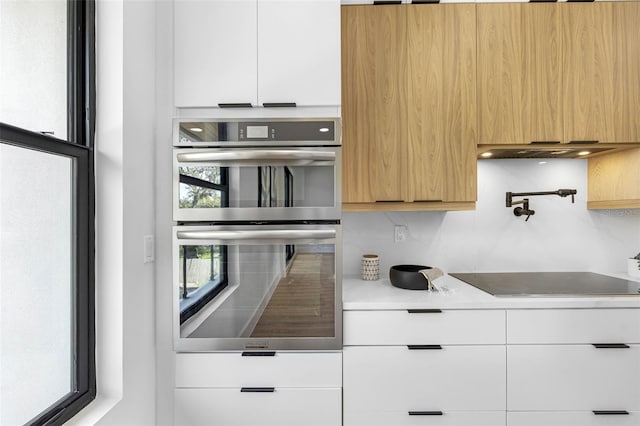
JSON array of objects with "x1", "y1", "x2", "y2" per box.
[{"x1": 343, "y1": 159, "x2": 640, "y2": 278}]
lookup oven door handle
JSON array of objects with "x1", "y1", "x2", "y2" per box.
[
  {"x1": 176, "y1": 149, "x2": 336, "y2": 163},
  {"x1": 176, "y1": 229, "x2": 336, "y2": 242}
]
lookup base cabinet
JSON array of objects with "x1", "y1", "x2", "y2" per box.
[
  {"x1": 508, "y1": 411, "x2": 640, "y2": 426},
  {"x1": 174, "y1": 388, "x2": 342, "y2": 426},
  {"x1": 345, "y1": 410, "x2": 505, "y2": 426}
]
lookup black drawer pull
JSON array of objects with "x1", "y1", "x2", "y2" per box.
[
  {"x1": 375, "y1": 200, "x2": 403, "y2": 203},
  {"x1": 242, "y1": 351, "x2": 276, "y2": 357},
  {"x1": 413, "y1": 199, "x2": 443, "y2": 203},
  {"x1": 568, "y1": 0, "x2": 595, "y2": 2},
  {"x1": 240, "y1": 387, "x2": 275, "y2": 393},
  {"x1": 593, "y1": 411, "x2": 629, "y2": 415},
  {"x1": 568, "y1": 140, "x2": 599, "y2": 144},
  {"x1": 412, "y1": 0, "x2": 440, "y2": 4},
  {"x1": 262, "y1": 102, "x2": 296, "y2": 108},
  {"x1": 374, "y1": 0, "x2": 401, "y2": 4},
  {"x1": 408, "y1": 345, "x2": 442, "y2": 350},
  {"x1": 407, "y1": 309, "x2": 442, "y2": 314},
  {"x1": 592, "y1": 343, "x2": 630, "y2": 349},
  {"x1": 408, "y1": 411, "x2": 443, "y2": 416},
  {"x1": 218, "y1": 103, "x2": 253, "y2": 108}
]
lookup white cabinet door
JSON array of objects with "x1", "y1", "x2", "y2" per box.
[
  {"x1": 345, "y1": 410, "x2": 506, "y2": 426},
  {"x1": 175, "y1": 352, "x2": 342, "y2": 388},
  {"x1": 507, "y1": 309, "x2": 640, "y2": 344},
  {"x1": 257, "y1": 0, "x2": 340, "y2": 106},
  {"x1": 174, "y1": 0, "x2": 258, "y2": 107},
  {"x1": 508, "y1": 411, "x2": 640, "y2": 426},
  {"x1": 343, "y1": 310, "x2": 505, "y2": 345},
  {"x1": 343, "y1": 346, "x2": 506, "y2": 414},
  {"x1": 175, "y1": 388, "x2": 342, "y2": 426},
  {"x1": 507, "y1": 345, "x2": 640, "y2": 411}
]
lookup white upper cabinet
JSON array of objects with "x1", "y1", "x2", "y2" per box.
[
  {"x1": 257, "y1": 0, "x2": 341, "y2": 106},
  {"x1": 174, "y1": 0, "x2": 258, "y2": 107},
  {"x1": 174, "y1": 0, "x2": 340, "y2": 108}
]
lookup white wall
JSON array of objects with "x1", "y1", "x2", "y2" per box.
[
  {"x1": 343, "y1": 159, "x2": 640, "y2": 278},
  {"x1": 68, "y1": 0, "x2": 157, "y2": 424}
]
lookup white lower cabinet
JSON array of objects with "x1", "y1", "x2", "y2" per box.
[
  {"x1": 343, "y1": 346, "x2": 506, "y2": 425},
  {"x1": 508, "y1": 345, "x2": 640, "y2": 411},
  {"x1": 345, "y1": 410, "x2": 505, "y2": 426},
  {"x1": 174, "y1": 388, "x2": 341, "y2": 426},
  {"x1": 508, "y1": 411, "x2": 640, "y2": 426}
]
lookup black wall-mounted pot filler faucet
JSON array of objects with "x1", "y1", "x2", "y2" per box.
[{"x1": 506, "y1": 189, "x2": 577, "y2": 221}]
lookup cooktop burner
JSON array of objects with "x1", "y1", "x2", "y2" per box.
[{"x1": 449, "y1": 272, "x2": 640, "y2": 297}]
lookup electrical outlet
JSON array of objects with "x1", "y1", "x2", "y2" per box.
[{"x1": 394, "y1": 225, "x2": 408, "y2": 243}]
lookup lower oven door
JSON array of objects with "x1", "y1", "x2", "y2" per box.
[
  {"x1": 173, "y1": 223, "x2": 342, "y2": 351},
  {"x1": 173, "y1": 147, "x2": 341, "y2": 222}
]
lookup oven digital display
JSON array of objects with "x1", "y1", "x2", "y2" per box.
[{"x1": 246, "y1": 125, "x2": 269, "y2": 139}]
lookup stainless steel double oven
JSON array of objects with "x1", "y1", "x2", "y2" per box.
[{"x1": 172, "y1": 118, "x2": 342, "y2": 351}]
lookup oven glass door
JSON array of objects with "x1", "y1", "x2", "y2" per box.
[
  {"x1": 173, "y1": 224, "x2": 342, "y2": 351},
  {"x1": 173, "y1": 147, "x2": 341, "y2": 221}
]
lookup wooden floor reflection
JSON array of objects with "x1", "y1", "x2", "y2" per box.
[{"x1": 250, "y1": 253, "x2": 335, "y2": 338}]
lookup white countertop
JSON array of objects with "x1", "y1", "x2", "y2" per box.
[{"x1": 342, "y1": 273, "x2": 640, "y2": 310}]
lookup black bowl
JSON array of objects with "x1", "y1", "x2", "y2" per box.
[{"x1": 389, "y1": 264, "x2": 433, "y2": 290}]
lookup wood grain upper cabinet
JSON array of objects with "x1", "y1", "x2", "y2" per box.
[
  {"x1": 407, "y1": 4, "x2": 477, "y2": 202},
  {"x1": 174, "y1": 0, "x2": 258, "y2": 107},
  {"x1": 258, "y1": 0, "x2": 340, "y2": 107},
  {"x1": 563, "y1": 2, "x2": 640, "y2": 143},
  {"x1": 341, "y1": 5, "x2": 407, "y2": 203},
  {"x1": 477, "y1": 4, "x2": 562, "y2": 145}
]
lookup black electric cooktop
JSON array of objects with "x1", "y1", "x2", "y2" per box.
[{"x1": 449, "y1": 272, "x2": 640, "y2": 297}]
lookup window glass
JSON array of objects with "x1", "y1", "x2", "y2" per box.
[
  {"x1": 0, "y1": 0, "x2": 68, "y2": 139},
  {"x1": 0, "y1": 143, "x2": 74, "y2": 425}
]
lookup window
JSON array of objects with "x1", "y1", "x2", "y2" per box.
[
  {"x1": 178, "y1": 167, "x2": 229, "y2": 323},
  {"x1": 0, "y1": 0, "x2": 95, "y2": 424}
]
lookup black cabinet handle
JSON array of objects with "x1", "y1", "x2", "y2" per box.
[
  {"x1": 240, "y1": 387, "x2": 275, "y2": 393},
  {"x1": 592, "y1": 343, "x2": 630, "y2": 349},
  {"x1": 374, "y1": 0, "x2": 401, "y2": 4},
  {"x1": 568, "y1": 140, "x2": 599, "y2": 144},
  {"x1": 529, "y1": 0, "x2": 557, "y2": 3},
  {"x1": 375, "y1": 200, "x2": 403, "y2": 203},
  {"x1": 412, "y1": 0, "x2": 440, "y2": 4},
  {"x1": 262, "y1": 102, "x2": 296, "y2": 108},
  {"x1": 531, "y1": 141, "x2": 561, "y2": 144},
  {"x1": 413, "y1": 199, "x2": 443, "y2": 203},
  {"x1": 407, "y1": 309, "x2": 442, "y2": 313},
  {"x1": 241, "y1": 351, "x2": 276, "y2": 357},
  {"x1": 408, "y1": 411, "x2": 444, "y2": 416},
  {"x1": 218, "y1": 103, "x2": 253, "y2": 108},
  {"x1": 593, "y1": 411, "x2": 629, "y2": 415},
  {"x1": 408, "y1": 345, "x2": 442, "y2": 350}
]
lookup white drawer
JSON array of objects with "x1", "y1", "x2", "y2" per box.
[
  {"x1": 507, "y1": 309, "x2": 640, "y2": 344},
  {"x1": 507, "y1": 345, "x2": 640, "y2": 411},
  {"x1": 176, "y1": 352, "x2": 341, "y2": 388},
  {"x1": 344, "y1": 410, "x2": 505, "y2": 426},
  {"x1": 344, "y1": 346, "x2": 506, "y2": 412},
  {"x1": 508, "y1": 411, "x2": 640, "y2": 426},
  {"x1": 343, "y1": 310, "x2": 505, "y2": 345},
  {"x1": 175, "y1": 387, "x2": 341, "y2": 426}
]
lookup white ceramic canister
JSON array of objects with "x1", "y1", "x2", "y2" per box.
[{"x1": 362, "y1": 254, "x2": 380, "y2": 281}]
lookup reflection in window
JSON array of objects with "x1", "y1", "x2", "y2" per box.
[
  {"x1": 179, "y1": 166, "x2": 228, "y2": 208},
  {"x1": 179, "y1": 245, "x2": 228, "y2": 324}
]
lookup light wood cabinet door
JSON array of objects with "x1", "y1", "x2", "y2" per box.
[
  {"x1": 341, "y1": 5, "x2": 407, "y2": 203},
  {"x1": 407, "y1": 4, "x2": 476, "y2": 203},
  {"x1": 563, "y1": 2, "x2": 640, "y2": 144},
  {"x1": 477, "y1": 3, "x2": 562, "y2": 145},
  {"x1": 587, "y1": 148, "x2": 640, "y2": 210}
]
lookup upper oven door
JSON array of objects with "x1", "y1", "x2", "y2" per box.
[
  {"x1": 174, "y1": 118, "x2": 341, "y2": 148},
  {"x1": 174, "y1": 147, "x2": 341, "y2": 222}
]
